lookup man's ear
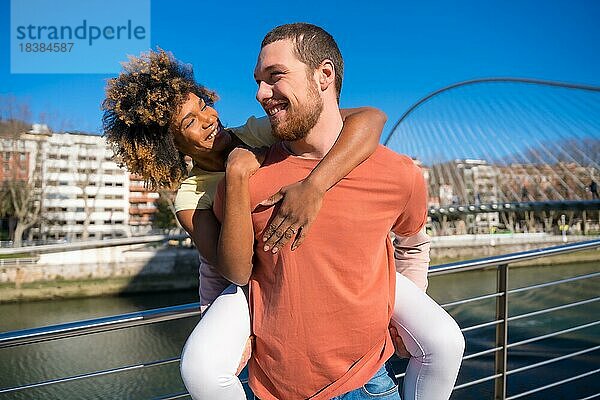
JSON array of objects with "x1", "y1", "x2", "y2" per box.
[{"x1": 317, "y1": 59, "x2": 335, "y2": 91}]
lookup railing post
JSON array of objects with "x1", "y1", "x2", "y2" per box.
[{"x1": 494, "y1": 263, "x2": 509, "y2": 400}]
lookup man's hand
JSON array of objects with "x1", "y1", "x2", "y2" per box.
[
  {"x1": 389, "y1": 326, "x2": 411, "y2": 359},
  {"x1": 259, "y1": 179, "x2": 325, "y2": 252}
]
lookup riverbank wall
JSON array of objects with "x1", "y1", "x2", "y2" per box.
[
  {"x1": 1, "y1": 234, "x2": 598, "y2": 302},
  {"x1": 0, "y1": 243, "x2": 199, "y2": 302},
  {"x1": 430, "y1": 233, "x2": 597, "y2": 263}
]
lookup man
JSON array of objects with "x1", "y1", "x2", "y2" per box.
[
  {"x1": 214, "y1": 23, "x2": 430, "y2": 399},
  {"x1": 590, "y1": 180, "x2": 598, "y2": 199}
]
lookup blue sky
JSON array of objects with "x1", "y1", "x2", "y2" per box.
[{"x1": 1, "y1": 0, "x2": 599, "y2": 142}]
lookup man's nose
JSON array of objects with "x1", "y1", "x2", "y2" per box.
[{"x1": 256, "y1": 81, "x2": 272, "y2": 104}]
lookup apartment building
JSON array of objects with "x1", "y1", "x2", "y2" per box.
[
  {"x1": 40, "y1": 131, "x2": 131, "y2": 240},
  {"x1": 128, "y1": 174, "x2": 160, "y2": 235},
  {"x1": 0, "y1": 125, "x2": 137, "y2": 240}
]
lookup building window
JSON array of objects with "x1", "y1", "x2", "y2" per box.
[{"x1": 77, "y1": 155, "x2": 98, "y2": 161}]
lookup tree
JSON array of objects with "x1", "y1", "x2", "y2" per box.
[
  {"x1": 152, "y1": 189, "x2": 178, "y2": 231},
  {"x1": 0, "y1": 179, "x2": 42, "y2": 247},
  {"x1": 0, "y1": 98, "x2": 45, "y2": 247},
  {"x1": 73, "y1": 150, "x2": 101, "y2": 240}
]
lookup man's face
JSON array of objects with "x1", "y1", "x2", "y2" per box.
[
  {"x1": 170, "y1": 93, "x2": 230, "y2": 156},
  {"x1": 254, "y1": 39, "x2": 323, "y2": 141}
]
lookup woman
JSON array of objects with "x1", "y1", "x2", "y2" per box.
[{"x1": 102, "y1": 49, "x2": 464, "y2": 400}]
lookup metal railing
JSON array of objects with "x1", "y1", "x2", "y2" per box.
[
  {"x1": 0, "y1": 234, "x2": 187, "y2": 255},
  {"x1": 1, "y1": 239, "x2": 599, "y2": 399},
  {"x1": 0, "y1": 257, "x2": 38, "y2": 266}
]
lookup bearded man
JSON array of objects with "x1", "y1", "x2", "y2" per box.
[{"x1": 214, "y1": 23, "x2": 437, "y2": 400}]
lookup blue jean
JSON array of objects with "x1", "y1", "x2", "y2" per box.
[{"x1": 331, "y1": 363, "x2": 400, "y2": 400}]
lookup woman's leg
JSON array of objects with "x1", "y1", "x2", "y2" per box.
[
  {"x1": 180, "y1": 284, "x2": 251, "y2": 400},
  {"x1": 391, "y1": 272, "x2": 465, "y2": 400}
]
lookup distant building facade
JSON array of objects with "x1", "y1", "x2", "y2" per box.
[
  {"x1": 1, "y1": 125, "x2": 166, "y2": 241},
  {"x1": 128, "y1": 174, "x2": 160, "y2": 235},
  {"x1": 40, "y1": 131, "x2": 131, "y2": 240},
  {"x1": 498, "y1": 162, "x2": 598, "y2": 202}
]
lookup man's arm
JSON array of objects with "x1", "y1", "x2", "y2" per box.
[
  {"x1": 261, "y1": 106, "x2": 386, "y2": 252},
  {"x1": 214, "y1": 148, "x2": 259, "y2": 285}
]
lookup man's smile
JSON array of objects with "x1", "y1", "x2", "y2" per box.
[{"x1": 263, "y1": 100, "x2": 289, "y2": 118}]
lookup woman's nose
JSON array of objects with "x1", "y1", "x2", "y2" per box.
[{"x1": 199, "y1": 108, "x2": 217, "y2": 128}]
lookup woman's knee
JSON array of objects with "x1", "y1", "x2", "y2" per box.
[
  {"x1": 180, "y1": 334, "x2": 222, "y2": 388},
  {"x1": 392, "y1": 311, "x2": 465, "y2": 364},
  {"x1": 424, "y1": 315, "x2": 465, "y2": 362}
]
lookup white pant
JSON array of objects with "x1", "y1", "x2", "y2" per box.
[
  {"x1": 391, "y1": 273, "x2": 464, "y2": 400},
  {"x1": 180, "y1": 273, "x2": 464, "y2": 400}
]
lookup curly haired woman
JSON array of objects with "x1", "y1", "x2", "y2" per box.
[{"x1": 103, "y1": 49, "x2": 464, "y2": 400}]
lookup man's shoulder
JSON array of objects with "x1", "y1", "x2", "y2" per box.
[
  {"x1": 370, "y1": 145, "x2": 421, "y2": 176},
  {"x1": 230, "y1": 116, "x2": 277, "y2": 148},
  {"x1": 246, "y1": 143, "x2": 311, "y2": 207},
  {"x1": 255, "y1": 142, "x2": 291, "y2": 173}
]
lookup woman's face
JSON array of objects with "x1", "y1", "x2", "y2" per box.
[{"x1": 171, "y1": 92, "x2": 231, "y2": 156}]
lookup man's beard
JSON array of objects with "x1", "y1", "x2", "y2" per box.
[{"x1": 271, "y1": 81, "x2": 323, "y2": 141}]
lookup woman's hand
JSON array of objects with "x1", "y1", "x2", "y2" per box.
[
  {"x1": 235, "y1": 335, "x2": 254, "y2": 376},
  {"x1": 226, "y1": 147, "x2": 266, "y2": 178},
  {"x1": 389, "y1": 326, "x2": 410, "y2": 358},
  {"x1": 259, "y1": 179, "x2": 325, "y2": 253}
]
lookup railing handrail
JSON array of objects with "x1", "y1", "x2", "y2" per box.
[
  {"x1": 0, "y1": 303, "x2": 201, "y2": 349},
  {"x1": 0, "y1": 234, "x2": 188, "y2": 256},
  {"x1": 1, "y1": 239, "x2": 598, "y2": 350},
  {"x1": 0, "y1": 257, "x2": 38, "y2": 266},
  {"x1": 429, "y1": 239, "x2": 600, "y2": 276}
]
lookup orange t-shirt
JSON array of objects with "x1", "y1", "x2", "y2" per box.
[{"x1": 214, "y1": 143, "x2": 427, "y2": 400}]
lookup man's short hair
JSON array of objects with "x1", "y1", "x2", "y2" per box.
[
  {"x1": 261, "y1": 23, "x2": 344, "y2": 101},
  {"x1": 102, "y1": 48, "x2": 217, "y2": 189}
]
